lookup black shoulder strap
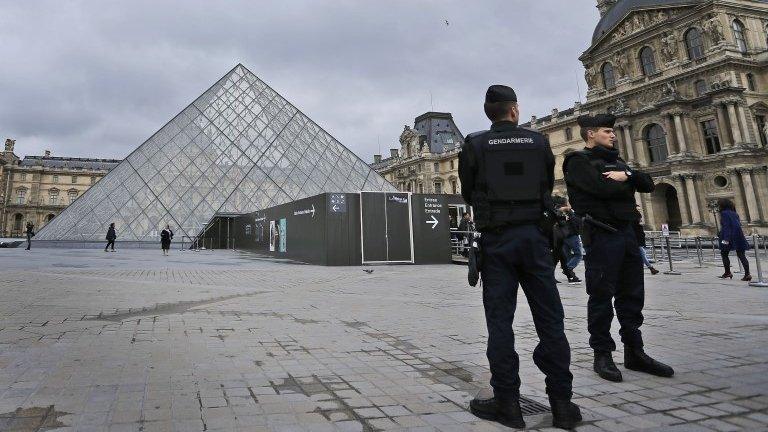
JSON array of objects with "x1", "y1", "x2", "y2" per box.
[{"x1": 466, "y1": 130, "x2": 490, "y2": 189}]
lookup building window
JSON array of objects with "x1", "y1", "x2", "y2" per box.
[
  {"x1": 449, "y1": 160, "x2": 454, "y2": 170},
  {"x1": 90, "y1": 176, "x2": 96, "y2": 185},
  {"x1": 52, "y1": 174, "x2": 59, "y2": 183},
  {"x1": 733, "y1": 20, "x2": 747, "y2": 53},
  {"x1": 46, "y1": 214, "x2": 55, "y2": 223},
  {"x1": 701, "y1": 119, "x2": 721, "y2": 154},
  {"x1": 756, "y1": 115, "x2": 767, "y2": 147},
  {"x1": 694, "y1": 79, "x2": 708, "y2": 96},
  {"x1": 49, "y1": 190, "x2": 59, "y2": 205},
  {"x1": 13, "y1": 214, "x2": 23, "y2": 232},
  {"x1": 71, "y1": 175, "x2": 78, "y2": 184},
  {"x1": 19, "y1": 172, "x2": 26, "y2": 181},
  {"x1": 685, "y1": 28, "x2": 705, "y2": 60},
  {"x1": 746, "y1": 73, "x2": 756, "y2": 91},
  {"x1": 451, "y1": 180, "x2": 458, "y2": 194},
  {"x1": 417, "y1": 164, "x2": 422, "y2": 172},
  {"x1": 434, "y1": 182, "x2": 442, "y2": 194},
  {"x1": 418, "y1": 183, "x2": 423, "y2": 193},
  {"x1": 602, "y1": 63, "x2": 616, "y2": 89},
  {"x1": 565, "y1": 127, "x2": 573, "y2": 141},
  {"x1": 639, "y1": 47, "x2": 657, "y2": 76},
  {"x1": 16, "y1": 189, "x2": 26, "y2": 205},
  {"x1": 433, "y1": 162, "x2": 439, "y2": 172},
  {"x1": 644, "y1": 124, "x2": 668, "y2": 163},
  {"x1": 68, "y1": 191, "x2": 78, "y2": 204}
]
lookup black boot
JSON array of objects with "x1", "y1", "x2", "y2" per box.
[
  {"x1": 593, "y1": 351, "x2": 622, "y2": 382},
  {"x1": 549, "y1": 397, "x2": 582, "y2": 430},
  {"x1": 469, "y1": 389, "x2": 525, "y2": 429},
  {"x1": 624, "y1": 347, "x2": 674, "y2": 377}
]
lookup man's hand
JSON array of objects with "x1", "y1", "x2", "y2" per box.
[{"x1": 603, "y1": 171, "x2": 629, "y2": 182}]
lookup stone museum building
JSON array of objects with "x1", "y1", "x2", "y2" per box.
[
  {"x1": 0, "y1": 139, "x2": 120, "y2": 237},
  {"x1": 522, "y1": 0, "x2": 768, "y2": 236},
  {"x1": 370, "y1": 112, "x2": 464, "y2": 197}
]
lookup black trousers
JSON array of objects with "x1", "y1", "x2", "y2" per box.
[
  {"x1": 105, "y1": 239, "x2": 115, "y2": 251},
  {"x1": 583, "y1": 224, "x2": 644, "y2": 352},
  {"x1": 721, "y1": 249, "x2": 749, "y2": 274},
  {"x1": 481, "y1": 224, "x2": 573, "y2": 400},
  {"x1": 25, "y1": 235, "x2": 32, "y2": 250}
]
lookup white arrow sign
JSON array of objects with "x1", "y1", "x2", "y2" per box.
[
  {"x1": 332, "y1": 204, "x2": 339, "y2": 212},
  {"x1": 426, "y1": 215, "x2": 439, "y2": 230},
  {"x1": 293, "y1": 204, "x2": 316, "y2": 218}
]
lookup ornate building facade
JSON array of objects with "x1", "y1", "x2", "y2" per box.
[
  {"x1": 371, "y1": 112, "x2": 464, "y2": 196},
  {"x1": 0, "y1": 139, "x2": 121, "y2": 237},
  {"x1": 526, "y1": 0, "x2": 768, "y2": 236}
]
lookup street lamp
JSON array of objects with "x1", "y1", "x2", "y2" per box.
[{"x1": 707, "y1": 200, "x2": 719, "y2": 233}]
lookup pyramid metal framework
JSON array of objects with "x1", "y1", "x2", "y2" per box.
[{"x1": 37, "y1": 64, "x2": 395, "y2": 241}]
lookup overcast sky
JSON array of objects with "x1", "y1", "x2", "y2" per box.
[{"x1": 0, "y1": 1, "x2": 598, "y2": 162}]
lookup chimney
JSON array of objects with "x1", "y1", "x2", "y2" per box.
[
  {"x1": 44, "y1": 150, "x2": 51, "y2": 158},
  {"x1": 374, "y1": 154, "x2": 382, "y2": 163},
  {"x1": 390, "y1": 149, "x2": 399, "y2": 158}
]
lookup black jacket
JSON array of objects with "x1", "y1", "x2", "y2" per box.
[
  {"x1": 106, "y1": 227, "x2": 116, "y2": 241},
  {"x1": 563, "y1": 146, "x2": 653, "y2": 225}
]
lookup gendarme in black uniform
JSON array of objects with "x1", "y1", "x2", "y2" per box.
[
  {"x1": 460, "y1": 85, "x2": 581, "y2": 430},
  {"x1": 563, "y1": 114, "x2": 674, "y2": 383}
]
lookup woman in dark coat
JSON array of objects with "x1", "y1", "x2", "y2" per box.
[
  {"x1": 105, "y1": 223, "x2": 117, "y2": 252},
  {"x1": 717, "y1": 199, "x2": 751, "y2": 281},
  {"x1": 161, "y1": 224, "x2": 173, "y2": 256},
  {"x1": 25, "y1": 222, "x2": 34, "y2": 251}
]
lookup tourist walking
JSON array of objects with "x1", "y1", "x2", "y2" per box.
[
  {"x1": 717, "y1": 199, "x2": 751, "y2": 281},
  {"x1": 24, "y1": 222, "x2": 34, "y2": 250},
  {"x1": 105, "y1": 223, "x2": 116, "y2": 252},
  {"x1": 634, "y1": 218, "x2": 658, "y2": 275},
  {"x1": 161, "y1": 225, "x2": 174, "y2": 256}
]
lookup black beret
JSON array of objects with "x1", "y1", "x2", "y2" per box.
[
  {"x1": 577, "y1": 114, "x2": 616, "y2": 129},
  {"x1": 485, "y1": 85, "x2": 517, "y2": 103}
]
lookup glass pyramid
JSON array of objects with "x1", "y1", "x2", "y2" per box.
[{"x1": 37, "y1": 64, "x2": 396, "y2": 241}]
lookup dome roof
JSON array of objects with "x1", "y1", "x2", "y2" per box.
[{"x1": 591, "y1": 0, "x2": 705, "y2": 45}]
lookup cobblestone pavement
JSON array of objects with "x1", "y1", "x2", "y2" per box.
[{"x1": 0, "y1": 248, "x2": 766, "y2": 432}]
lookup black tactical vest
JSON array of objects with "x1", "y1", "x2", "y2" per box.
[
  {"x1": 563, "y1": 149, "x2": 639, "y2": 225},
  {"x1": 468, "y1": 127, "x2": 548, "y2": 230}
]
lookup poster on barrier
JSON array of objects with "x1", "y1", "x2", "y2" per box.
[
  {"x1": 279, "y1": 218, "x2": 287, "y2": 252},
  {"x1": 269, "y1": 220, "x2": 276, "y2": 252}
]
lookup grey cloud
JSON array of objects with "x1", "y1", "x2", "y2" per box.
[{"x1": 0, "y1": 1, "x2": 598, "y2": 160}]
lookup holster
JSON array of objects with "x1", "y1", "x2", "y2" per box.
[{"x1": 580, "y1": 222, "x2": 593, "y2": 248}]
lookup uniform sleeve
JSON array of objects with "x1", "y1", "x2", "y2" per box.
[
  {"x1": 564, "y1": 156, "x2": 634, "y2": 198},
  {"x1": 629, "y1": 169, "x2": 655, "y2": 193},
  {"x1": 458, "y1": 142, "x2": 476, "y2": 205}
]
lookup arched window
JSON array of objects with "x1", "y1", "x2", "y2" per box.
[
  {"x1": 685, "y1": 28, "x2": 705, "y2": 60},
  {"x1": 732, "y1": 19, "x2": 747, "y2": 53},
  {"x1": 639, "y1": 47, "x2": 657, "y2": 76},
  {"x1": 694, "y1": 79, "x2": 708, "y2": 96},
  {"x1": 46, "y1": 214, "x2": 55, "y2": 223},
  {"x1": 602, "y1": 63, "x2": 616, "y2": 89},
  {"x1": 644, "y1": 124, "x2": 669, "y2": 163},
  {"x1": 565, "y1": 127, "x2": 573, "y2": 141},
  {"x1": 746, "y1": 73, "x2": 756, "y2": 91}
]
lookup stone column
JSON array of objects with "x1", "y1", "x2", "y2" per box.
[
  {"x1": 663, "y1": 114, "x2": 678, "y2": 154},
  {"x1": 736, "y1": 103, "x2": 753, "y2": 144},
  {"x1": 673, "y1": 113, "x2": 688, "y2": 154},
  {"x1": 739, "y1": 168, "x2": 761, "y2": 222},
  {"x1": 672, "y1": 175, "x2": 691, "y2": 225},
  {"x1": 729, "y1": 169, "x2": 748, "y2": 217},
  {"x1": 727, "y1": 102, "x2": 744, "y2": 144},
  {"x1": 715, "y1": 103, "x2": 733, "y2": 148},
  {"x1": 621, "y1": 124, "x2": 635, "y2": 163},
  {"x1": 684, "y1": 174, "x2": 702, "y2": 224}
]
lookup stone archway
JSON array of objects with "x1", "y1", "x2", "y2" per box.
[{"x1": 650, "y1": 183, "x2": 683, "y2": 231}]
